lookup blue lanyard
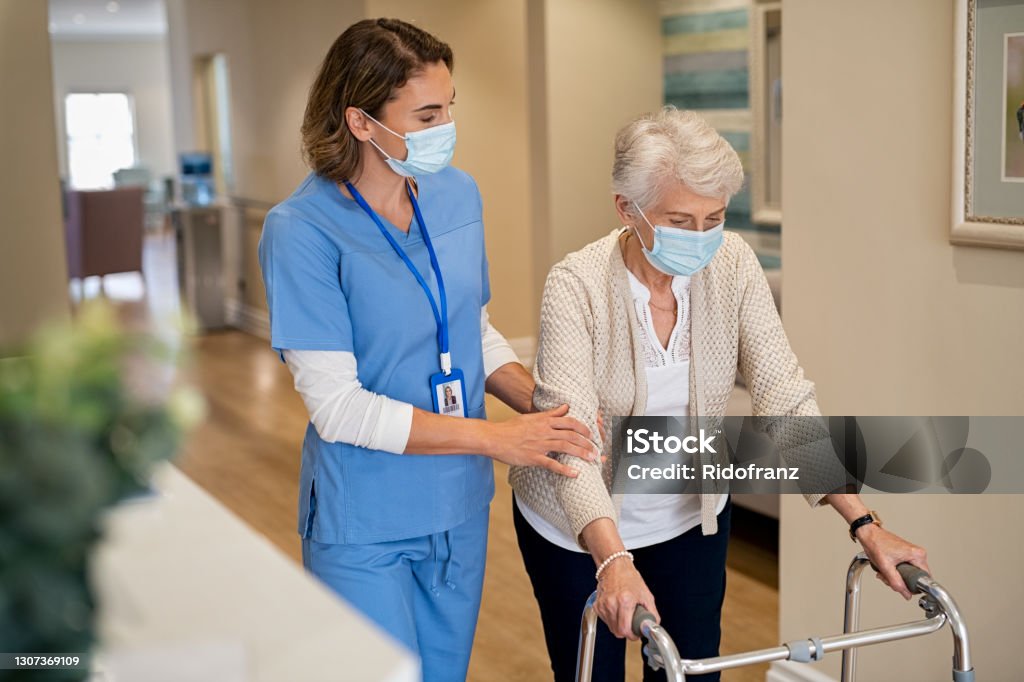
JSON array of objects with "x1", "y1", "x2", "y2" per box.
[{"x1": 345, "y1": 181, "x2": 452, "y2": 375}]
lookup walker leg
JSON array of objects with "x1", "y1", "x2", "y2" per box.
[
  {"x1": 916, "y1": 576, "x2": 974, "y2": 682},
  {"x1": 575, "y1": 592, "x2": 599, "y2": 682},
  {"x1": 840, "y1": 553, "x2": 871, "y2": 682}
]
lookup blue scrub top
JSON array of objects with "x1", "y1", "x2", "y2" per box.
[{"x1": 258, "y1": 167, "x2": 495, "y2": 545}]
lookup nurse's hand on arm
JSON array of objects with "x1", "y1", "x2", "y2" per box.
[
  {"x1": 408, "y1": 404, "x2": 596, "y2": 476},
  {"x1": 581, "y1": 518, "x2": 659, "y2": 641}
]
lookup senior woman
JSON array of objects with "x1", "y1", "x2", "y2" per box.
[{"x1": 510, "y1": 107, "x2": 929, "y2": 682}]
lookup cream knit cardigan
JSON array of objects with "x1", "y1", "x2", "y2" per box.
[{"x1": 510, "y1": 228, "x2": 843, "y2": 550}]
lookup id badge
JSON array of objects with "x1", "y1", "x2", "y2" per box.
[{"x1": 430, "y1": 368, "x2": 468, "y2": 418}]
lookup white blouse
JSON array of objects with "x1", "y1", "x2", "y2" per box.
[{"x1": 517, "y1": 269, "x2": 726, "y2": 552}]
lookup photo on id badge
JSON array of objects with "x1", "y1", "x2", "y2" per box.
[{"x1": 431, "y1": 368, "x2": 467, "y2": 418}]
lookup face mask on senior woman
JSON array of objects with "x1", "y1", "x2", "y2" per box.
[{"x1": 630, "y1": 201, "x2": 725, "y2": 277}]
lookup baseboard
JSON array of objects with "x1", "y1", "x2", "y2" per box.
[
  {"x1": 507, "y1": 336, "x2": 536, "y2": 369},
  {"x1": 226, "y1": 299, "x2": 270, "y2": 340},
  {"x1": 766, "y1": 661, "x2": 837, "y2": 682}
]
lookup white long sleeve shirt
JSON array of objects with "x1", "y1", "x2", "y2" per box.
[{"x1": 284, "y1": 306, "x2": 520, "y2": 454}]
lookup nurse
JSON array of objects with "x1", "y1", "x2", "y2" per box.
[{"x1": 257, "y1": 18, "x2": 597, "y2": 682}]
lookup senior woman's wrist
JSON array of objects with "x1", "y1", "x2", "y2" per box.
[
  {"x1": 581, "y1": 517, "x2": 627, "y2": 567},
  {"x1": 853, "y1": 521, "x2": 883, "y2": 544},
  {"x1": 824, "y1": 492, "x2": 871, "y2": 524}
]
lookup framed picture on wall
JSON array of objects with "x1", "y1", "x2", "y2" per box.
[
  {"x1": 1003, "y1": 32, "x2": 1024, "y2": 182},
  {"x1": 951, "y1": 0, "x2": 1024, "y2": 250},
  {"x1": 750, "y1": 1, "x2": 782, "y2": 225}
]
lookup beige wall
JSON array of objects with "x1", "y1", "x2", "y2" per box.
[
  {"x1": 243, "y1": 0, "x2": 367, "y2": 201},
  {"x1": 365, "y1": 0, "x2": 662, "y2": 339},
  {"x1": 166, "y1": 0, "x2": 363, "y2": 203},
  {"x1": 0, "y1": 0, "x2": 69, "y2": 351},
  {"x1": 366, "y1": 0, "x2": 535, "y2": 338},
  {"x1": 50, "y1": 38, "x2": 177, "y2": 183},
  {"x1": 779, "y1": 1, "x2": 1024, "y2": 679},
  {"x1": 529, "y1": 0, "x2": 663, "y2": 310},
  {"x1": 165, "y1": 0, "x2": 251, "y2": 190},
  {"x1": 165, "y1": 0, "x2": 662, "y2": 341},
  {"x1": 164, "y1": 0, "x2": 364, "y2": 324}
]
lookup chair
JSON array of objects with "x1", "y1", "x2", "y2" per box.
[
  {"x1": 114, "y1": 166, "x2": 169, "y2": 231},
  {"x1": 64, "y1": 187, "x2": 145, "y2": 288}
]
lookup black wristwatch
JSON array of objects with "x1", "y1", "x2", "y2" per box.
[{"x1": 849, "y1": 510, "x2": 882, "y2": 542}]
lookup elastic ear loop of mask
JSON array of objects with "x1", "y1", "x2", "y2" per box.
[
  {"x1": 631, "y1": 201, "x2": 655, "y2": 251},
  {"x1": 359, "y1": 108, "x2": 405, "y2": 162},
  {"x1": 366, "y1": 137, "x2": 395, "y2": 162},
  {"x1": 359, "y1": 108, "x2": 405, "y2": 139}
]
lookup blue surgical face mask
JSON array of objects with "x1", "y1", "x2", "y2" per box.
[
  {"x1": 360, "y1": 109, "x2": 456, "y2": 177},
  {"x1": 631, "y1": 201, "x2": 724, "y2": 276}
]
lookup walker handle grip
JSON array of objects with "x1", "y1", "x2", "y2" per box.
[
  {"x1": 866, "y1": 559, "x2": 931, "y2": 594},
  {"x1": 896, "y1": 562, "x2": 931, "y2": 594},
  {"x1": 632, "y1": 604, "x2": 657, "y2": 638}
]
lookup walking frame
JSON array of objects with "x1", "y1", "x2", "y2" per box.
[{"x1": 575, "y1": 552, "x2": 974, "y2": 681}]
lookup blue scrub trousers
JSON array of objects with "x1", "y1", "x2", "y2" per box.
[{"x1": 302, "y1": 493, "x2": 490, "y2": 682}]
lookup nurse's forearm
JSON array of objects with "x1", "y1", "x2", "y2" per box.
[
  {"x1": 484, "y1": 362, "x2": 535, "y2": 414},
  {"x1": 404, "y1": 408, "x2": 499, "y2": 456},
  {"x1": 404, "y1": 405, "x2": 598, "y2": 479}
]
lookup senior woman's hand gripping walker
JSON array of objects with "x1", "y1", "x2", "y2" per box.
[{"x1": 575, "y1": 552, "x2": 974, "y2": 681}]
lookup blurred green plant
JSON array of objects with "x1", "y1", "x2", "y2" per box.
[{"x1": 0, "y1": 302, "x2": 204, "y2": 681}]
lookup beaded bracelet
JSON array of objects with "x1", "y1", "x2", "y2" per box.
[{"x1": 595, "y1": 550, "x2": 634, "y2": 581}]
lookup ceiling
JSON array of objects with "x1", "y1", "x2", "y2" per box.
[{"x1": 48, "y1": 0, "x2": 167, "y2": 38}]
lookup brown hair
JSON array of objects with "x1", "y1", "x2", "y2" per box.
[{"x1": 301, "y1": 18, "x2": 454, "y2": 184}]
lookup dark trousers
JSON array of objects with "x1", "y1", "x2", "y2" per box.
[{"x1": 513, "y1": 496, "x2": 732, "y2": 682}]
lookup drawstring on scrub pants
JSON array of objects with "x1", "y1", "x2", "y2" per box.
[{"x1": 430, "y1": 528, "x2": 457, "y2": 596}]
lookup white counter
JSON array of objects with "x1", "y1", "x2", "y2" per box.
[{"x1": 89, "y1": 463, "x2": 419, "y2": 682}]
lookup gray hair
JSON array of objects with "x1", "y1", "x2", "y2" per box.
[{"x1": 611, "y1": 106, "x2": 745, "y2": 211}]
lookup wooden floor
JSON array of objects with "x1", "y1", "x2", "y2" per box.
[{"x1": 96, "y1": 233, "x2": 780, "y2": 681}]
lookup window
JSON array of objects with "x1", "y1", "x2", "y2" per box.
[{"x1": 65, "y1": 92, "x2": 137, "y2": 190}]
